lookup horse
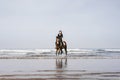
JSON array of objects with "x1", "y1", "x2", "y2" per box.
[{"x1": 55, "y1": 37, "x2": 67, "y2": 56}]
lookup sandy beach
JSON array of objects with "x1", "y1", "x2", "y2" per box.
[{"x1": 0, "y1": 54, "x2": 120, "y2": 80}]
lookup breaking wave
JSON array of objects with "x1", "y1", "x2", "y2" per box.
[{"x1": 0, "y1": 48, "x2": 120, "y2": 55}]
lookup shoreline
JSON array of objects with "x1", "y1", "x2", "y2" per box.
[{"x1": 0, "y1": 55, "x2": 120, "y2": 59}]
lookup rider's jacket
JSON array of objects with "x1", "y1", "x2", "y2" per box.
[{"x1": 57, "y1": 33, "x2": 63, "y2": 42}]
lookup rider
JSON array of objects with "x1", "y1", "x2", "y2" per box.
[
  {"x1": 57, "y1": 30, "x2": 63, "y2": 46},
  {"x1": 56, "y1": 30, "x2": 64, "y2": 54}
]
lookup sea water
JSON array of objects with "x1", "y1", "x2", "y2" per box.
[{"x1": 0, "y1": 48, "x2": 120, "y2": 57}]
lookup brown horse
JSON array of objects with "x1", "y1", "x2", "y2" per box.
[{"x1": 55, "y1": 37, "x2": 67, "y2": 56}]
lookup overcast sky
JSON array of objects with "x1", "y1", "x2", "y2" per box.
[{"x1": 0, "y1": 0, "x2": 120, "y2": 49}]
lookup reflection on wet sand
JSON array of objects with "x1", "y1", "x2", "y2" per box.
[
  {"x1": 55, "y1": 58, "x2": 68, "y2": 79},
  {"x1": 0, "y1": 58, "x2": 120, "y2": 80},
  {"x1": 56, "y1": 58, "x2": 67, "y2": 69}
]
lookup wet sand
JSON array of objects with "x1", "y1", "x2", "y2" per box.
[{"x1": 0, "y1": 56, "x2": 120, "y2": 80}]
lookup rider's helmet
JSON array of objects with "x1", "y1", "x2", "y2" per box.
[{"x1": 59, "y1": 30, "x2": 62, "y2": 33}]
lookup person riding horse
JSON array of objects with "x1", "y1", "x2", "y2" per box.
[
  {"x1": 57, "y1": 30, "x2": 63, "y2": 46},
  {"x1": 57, "y1": 30, "x2": 63, "y2": 53},
  {"x1": 55, "y1": 30, "x2": 67, "y2": 55}
]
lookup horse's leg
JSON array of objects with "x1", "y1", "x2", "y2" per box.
[
  {"x1": 58, "y1": 49, "x2": 60, "y2": 55},
  {"x1": 64, "y1": 49, "x2": 67, "y2": 55},
  {"x1": 56, "y1": 50, "x2": 57, "y2": 56},
  {"x1": 58, "y1": 48, "x2": 62, "y2": 55},
  {"x1": 56, "y1": 48, "x2": 59, "y2": 56},
  {"x1": 65, "y1": 46, "x2": 67, "y2": 55},
  {"x1": 61, "y1": 45, "x2": 63, "y2": 54},
  {"x1": 61, "y1": 48, "x2": 63, "y2": 55}
]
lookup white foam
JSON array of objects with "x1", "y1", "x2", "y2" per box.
[
  {"x1": 105, "y1": 49, "x2": 120, "y2": 52},
  {"x1": 0, "y1": 49, "x2": 34, "y2": 55},
  {"x1": 0, "y1": 48, "x2": 120, "y2": 56},
  {"x1": 35, "y1": 49, "x2": 51, "y2": 53},
  {"x1": 67, "y1": 49, "x2": 94, "y2": 53}
]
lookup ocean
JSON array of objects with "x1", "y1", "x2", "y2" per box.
[{"x1": 0, "y1": 48, "x2": 120, "y2": 58}]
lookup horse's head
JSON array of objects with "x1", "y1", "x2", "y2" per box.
[{"x1": 55, "y1": 37, "x2": 61, "y2": 49}]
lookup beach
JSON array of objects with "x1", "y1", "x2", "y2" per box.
[
  {"x1": 0, "y1": 49, "x2": 120, "y2": 80},
  {"x1": 1, "y1": 0, "x2": 120, "y2": 79}
]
